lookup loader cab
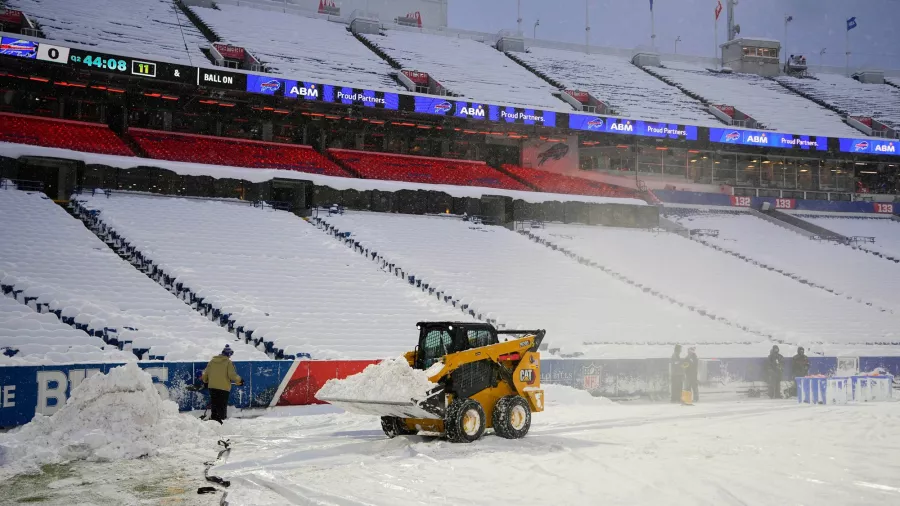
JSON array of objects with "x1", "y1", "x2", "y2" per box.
[{"x1": 415, "y1": 322, "x2": 499, "y2": 370}]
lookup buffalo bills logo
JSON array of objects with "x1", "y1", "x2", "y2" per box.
[
  {"x1": 434, "y1": 101, "x2": 452, "y2": 113},
  {"x1": 854, "y1": 141, "x2": 869, "y2": 152},
  {"x1": 586, "y1": 118, "x2": 604, "y2": 130},
  {"x1": 260, "y1": 80, "x2": 281, "y2": 92},
  {"x1": 724, "y1": 131, "x2": 741, "y2": 142}
]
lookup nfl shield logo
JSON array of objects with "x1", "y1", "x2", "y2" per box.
[{"x1": 582, "y1": 363, "x2": 601, "y2": 391}]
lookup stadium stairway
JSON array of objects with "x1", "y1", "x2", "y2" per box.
[
  {"x1": 515, "y1": 227, "x2": 782, "y2": 345},
  {"x1": 760, "y1": 208, "x2": 849, "y2": 241},
  {"x1": 312, "y1": 214, "x2": 500, "y2": 327},
  {"x1": 69, "y1": 195, "x2": 301, "y2": 360}
]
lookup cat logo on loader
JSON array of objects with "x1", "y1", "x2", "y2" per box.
[{"x1": 318, "y1": 322, "x2": 546, "y2": 443}]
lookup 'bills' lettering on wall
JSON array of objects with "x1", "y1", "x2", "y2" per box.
[
  {"x1": 35, "y1": 367, "x2": 170, "y2": 415},
  {"x1": 1, "y1": 384, "x2": 14, "y2": 408}
]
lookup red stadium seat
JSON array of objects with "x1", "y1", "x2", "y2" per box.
[
  {"x1": 328, "y1": 149, "x2": 531, "y2": 191},
  {"x1": 502, "y1": 164, "x2": 638, "y2": 199},
  {"x1": 0, "y1": 112, "x2": 134, "y2": 156},
  {"x1": 129, "y1": 128, "x2": 349, "y2": 177}
]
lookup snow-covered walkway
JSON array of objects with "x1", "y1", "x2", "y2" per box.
[{"x1": 212, "y1": 393, "x2": 900, "y2": 505}]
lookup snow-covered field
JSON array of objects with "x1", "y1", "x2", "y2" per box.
[
  {"x1": 211, "y1": 390, "x2": 900, "y2": 506},
  {"x1": 515, "y1": 47, "x2": 721, "y2": 126},
  {"x1": 2, "y1": 364, "x2": 899, "y2": 506},
  {"x1": 360, "y1": 30, "x2": 565, "y2": 109},
  {"x1": 646, "y1": 66, "x2": 864, "y2": 137}
]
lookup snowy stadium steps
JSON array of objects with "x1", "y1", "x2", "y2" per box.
[
  {"x1": 0, "y1": 187, "x2": 264, "y2": 364},
  {"x1": 526, "y1": 220, "x2": 900, "y2": 352},
  {"x1": 74, "y1": 192, "x2": 471, "y2": 361},
  {"x1": 0, "y1": 113, "x2": 134, "y2": 156},
  {"x1": 327, "y1": 149, "x2": 532, "y2": 191},
  {"x1": 317, "y1": 211, "x2": 770, "y2": 357}
]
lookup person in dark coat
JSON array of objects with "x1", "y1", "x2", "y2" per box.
[
  {"x1": 792, "y1": 347, "x2": 810, "y2": 379},
  {"x1": 683, "y1": 346, "x2": 700, "y2": 402},
  {"x1": 670, "y1": 344, "x2": 684, "y2": 403},
  {"x1": 766, "y1": 345, "x2": 784, "y2": 399}
]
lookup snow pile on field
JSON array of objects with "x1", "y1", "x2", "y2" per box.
[
  {"x1": 542, "y1": 383, "x2": 614, "y2": 407},
  {"x1": 317, "y1": 358, "x2": 436, "y2": 402},
  {"x1": 0, "y1": 363, "x2": 214, "y2": 473}
]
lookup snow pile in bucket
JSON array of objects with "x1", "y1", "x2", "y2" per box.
[
  {"x1": 317, "y1": 358, "x2": 437, "y2": 403},
  {"x1": 0, "y1": 363, "x2": 215, "y2": 473},
  {"x1": 542, "y1": 383, "x2": 614, "y2": 407}
]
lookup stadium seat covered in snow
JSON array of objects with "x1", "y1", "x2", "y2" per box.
[
  {"x1": 78, "y1": 193, "x2": 471, "y2": 360},
  {"x1": 0, "y1": 188, "x2": 263, "y2": 361}
]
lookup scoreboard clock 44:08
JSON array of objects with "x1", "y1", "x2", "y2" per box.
[{"x1": 67, "y1": 49, "x2": 157, "y2": 77}]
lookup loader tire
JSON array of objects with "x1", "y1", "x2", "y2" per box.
[
  {"x1": 492, "y1": 395, "x2": 531, "y2": 439},
  {"x1": 381, "y1": 416, "x2": 415, "y2": 438},
  {"x1": 445, "y1": 398, "x2": 485, "y2": 443}
]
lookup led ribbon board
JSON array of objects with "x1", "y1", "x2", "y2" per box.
[
  {"x1": 569, "y1": 114, "x2": 698, "y2": 140},
  {"x1": 838, "y1": 138, "x2": 899, "y2": 156},
  {"x1": 245, "y1": 75, "x2": 399, "y2": 109},
  {"x1": 414, "y1": 97, "x2": 556, "y2": 127},
  {"x1": 710, "y1": 128, "x2": 827, "y2": 151}
]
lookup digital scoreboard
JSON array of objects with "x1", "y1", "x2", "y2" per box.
[{"x1": 32, "y1": 45, "x2": 195, "y2": 84}]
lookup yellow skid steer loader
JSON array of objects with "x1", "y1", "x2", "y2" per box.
[{"x1": 318, "y1": 322, "x2": 546, "y2": 443}]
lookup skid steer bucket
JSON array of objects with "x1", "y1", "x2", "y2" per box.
[{"x1": 318, "y1": 385, "x2": 445, "y2": 419}]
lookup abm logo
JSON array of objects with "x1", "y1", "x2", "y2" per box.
[
  {"x1": 586, "y1": 118, "x2": 604, "y2": 130},
  {"x1": 854, "y1": 141, "x2": 870, "y2": 152},
  {"x1": 434, "y1": 101, "x2": 452, "y2": 113},
  {"x1": 609, "y1": 121, "x2": 633, "y2": 132},
  {"x1": 260, "y1": 79, "x2": 281, "y2": 92},
  {"x1": 875, "y1": 143, "x2": 896, "y2": 153},
  {"x1": 724, "y1": 131, "x2": 741, "y2": 142},
  {"x1": 458, "y1": 105, "x2": 485, "y2": 118},
  {"x1": 747, "y1": 134, "x2": 769, "y2": 144},
  {"x1": 289, "y1": 83, "x2": 319, "y2": 98}
]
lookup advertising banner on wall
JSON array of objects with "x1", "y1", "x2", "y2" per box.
[
  {"x1": 838, "y1": 138, "x2": 899, "y2": 156},
  {"x1": 521, "y1": 135, "x2": 579, "y2": 173},
  {"x1": 0, "y1": 359, "x2": 379, "y2": 428},
  {"x1": 710, "y1": 128, "x2": 828, "y2": 151},
  {"x1": 569, "y1": 113, "x2": 698, "y2": 141}
]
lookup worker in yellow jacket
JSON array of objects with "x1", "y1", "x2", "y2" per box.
[{"x1": 202, "y1": 345, "x2": 243, "y2": 423}]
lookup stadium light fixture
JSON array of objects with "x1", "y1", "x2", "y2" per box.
[{"x1": 859, "y1": 171, "x2": 877, "y2": 174}]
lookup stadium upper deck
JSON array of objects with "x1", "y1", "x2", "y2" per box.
[
  {"x1": 775, "y1": 73, "x2": 900, "y2": 131},
  {"x1": 358, "y1": 30, "x2": 566, "y2": 110},
  {"x1": 6, "y1": 0, "x2": 209, "y2": 65},
  {"x1": 188, "y1": 4, "x2": 405, "y2": 91},
  {"x1": 514, "y1": 47, "x2": 722, "y2": 127},
  {"x1": 646, "y1": 66, "x2": 867, "y2": 138}
]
